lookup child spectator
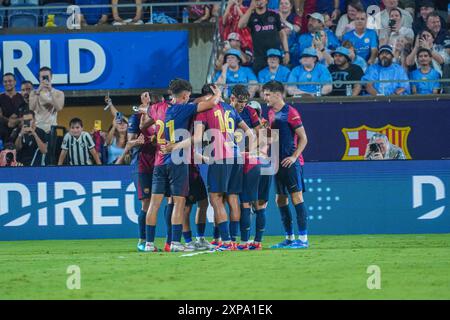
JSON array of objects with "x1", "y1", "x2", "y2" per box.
[
  {"x1": 14, "y1": 110, "x2": 47, "y2": 166},
  {"x1": 58, "y1": 118, "x2": 101, "y2": 166}
]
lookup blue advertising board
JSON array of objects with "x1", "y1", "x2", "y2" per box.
[
  {"x1": 0, "y1": 31, "x2": 189, "y2": 90},
  {"x1": 262, "y1": 99, "x2": 450, "y2": 161},
  {"x1": 1, "y1": 161, "x2": 449, "y2": 241}
]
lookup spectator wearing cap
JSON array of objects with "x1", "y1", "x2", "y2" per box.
[
  {"x1": 214, "y1": 48, "x2": 258, "y2": 98},
  {"x1": 238, "y1": 0, "x2": 290, "y2": 73},
  {"x1": 379, "y1": 8, "x2": 414, "y2": 48},
  {"x1": 406, "y1": 29, "x2": 448, "y2": 76},
  {"x1": 362, "y1": 45, "x2": 410, "y2": 96},
  {"x1": 409, "y1": 48, "x2": 441, "y2": 95},
  {"x1": 297, "y1": 12, "x2": 340, "y2": 59},
  {"x1": 374, "y1": 0, "x2": 413, "y2": 30},
  {"x1": 425, "y1": 11, "x2": 449, "y2": 47},
  {"x1": 287, "y1": 47, "x2": 333, "y2": 96},
  {"x1": 342, "y1": 9, "x2": 378, "y2": 64},
  {"x1": 342, "y1": 40, "x2": 368, "y2": 72},
  {"x1": 328, "y1": 46, "x2": 364, "y2": 96},
  {"x1": 258, "y1": 49, "x2": 291, "y2": 84},
  {"x1": 216, "y1": 33, "x2": 253, "y2": 70}
]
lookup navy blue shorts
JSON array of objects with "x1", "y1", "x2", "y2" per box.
[
  {"x1": 240, "y1": 164, "x2": 261, "y2": 203},
  {"x1": 274, "y1": 160, "x2": 305, "y2": 195},
  {"x1": 152, "y1": 163, "x2": 189, "y2": 197},
  {"x1": 207, "y1": 162, "x2": 243, "y2": 194},
  {"x1": 186, "y1": 174, "x2": 208, "y2": 205},
  {"x1": 137, "y1": 172, "x2": 153, "y2": 200}
]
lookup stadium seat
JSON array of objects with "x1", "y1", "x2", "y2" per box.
[
  {"x1": 8, "y1": 12, "x2": 39, "y2": 28},
  {"x1": 42, "y1": 2, "x2": 71, "y2": 27}
]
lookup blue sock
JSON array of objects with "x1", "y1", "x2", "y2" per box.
[
  {"x1": 294, "y1": 202, "x2": 308, "y2": 235},
  {"x1": 218, "y1": 221, "x2": 230, "y2": 241},
  {"x1": 172, "y1": 224, "x2": 183, "y2": 243},
  {"x1": 183, "y1": 231, "x2": 193, "y2": 243},
  {"x1": 138, "y1": 210, "x2": 146, "y2": 240},
  {"x1": 278, "y1": 205, "x2": 294, "y2": 236},
  {"x1": 196, "y1": 223, "x2": 206, "y2": 237},
  {"x1": 229, "y1": 221, "x2": 239, "y2": 242},
  {"x1": 164, "y1": 203, "x2": 174, "y2": 245},
  {"x1": 213, "y1": 225, "x2": 220, "y2": 239},
  {"x1": 255, "y1": 208, "x2": 266, "y2": 243},
  {"x1": 145, "y1": 225, "x2": 156, "y2": 243},
  {"x1": 240, "y1": 208, "x2": 251, "y2": 242}
]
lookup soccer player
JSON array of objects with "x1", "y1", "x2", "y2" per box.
[
  {"x1": 262, "y1": 80, "x2": 309, "y2": 249},
  {"x1": 116, "y1": 92, "x2": 158, "y2": 252},
  {"x1": 228, "y1": 85, "x2": 265, "y2": 250},
  {"x1": 193, "y1": 84, "x2": 252, "y2": 251},
  {"x1": 144, "y1": 79, "x2": 221, "y2": 252}
]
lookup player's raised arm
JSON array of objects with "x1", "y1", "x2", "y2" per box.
[{"x1": 196, "y1": 85, "x2": 222, "y2": 113}]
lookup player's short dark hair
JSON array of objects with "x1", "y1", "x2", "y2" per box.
[
  {"x1": 69, "y1": 118, "x2": 83, "y2": 127},
  {"x1": 201, "y1": 83, "x2": 215, "y2": 96},
  {"x1": 231, "y1": 85, "x2": 250, "y2": 100},
  {"x1": 3, "y1": 73, "x2": 15, "y2": 80},
  {"x1": 39, "y1": 66, "x2": 53, "y2": 75},
  {"x1": 169, "y1": 78, "x2": 192, "y2": 96},
  {"x1": 22, "y1": 110, "x2": 35, "y2": 118},
  {"x1": 262, "y1": 80, "x2": 285, "y2": 94},
  {"x1": 21, "y1": 80, "x2": 33, "y2": 86}
]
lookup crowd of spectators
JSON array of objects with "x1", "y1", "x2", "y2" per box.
[{"x1": 214, "y1": 0, "x2": 450, "y2": 96}]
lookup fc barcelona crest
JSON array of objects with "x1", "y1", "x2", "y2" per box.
[{"x1": 341, "y1": 124, "x2": 412, "y2": 160}]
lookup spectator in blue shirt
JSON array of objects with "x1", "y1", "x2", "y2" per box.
[
  {"x1": 298, "y1": 13, "x2": 340, "y2": 57},
  {"x1": 214, "y1": 48, "x2": 258, "y2": 98},
  {"x1": 76, "y1": 0, "x2": 110, "y2": 25},
  {"x1": 410, "y1": 48, "x2": 441, "y2": 95},
  {"x1": 342, "y1": 39, "x2": 368, "y2": 72},
  {"x1": 258, "y1": 48, "x2": 291, "y2": 84},
  {"x1": 342, "y1": 9, "x2": 378, "y2": 64},
  {"x1": 287, "y1": 47, "x2": 333, "y2": 96},
  {"x1": 362, "y1": 45, "x2": 411, "y2": 96}
]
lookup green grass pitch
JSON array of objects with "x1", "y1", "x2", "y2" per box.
[{"x1": 1, "y1": 234, "x2": 449, "y2": 300}]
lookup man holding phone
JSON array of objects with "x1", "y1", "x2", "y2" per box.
[
  {"x1": 29, "y1": 67, "x2": 65, "y2": 134},
  {"x1": 14, "y1": 110, "x2": 48, "y2": 166}
]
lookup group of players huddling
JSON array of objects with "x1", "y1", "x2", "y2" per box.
[{"x1": 126, "y1": 79, "x2": 309, "y2": 252}]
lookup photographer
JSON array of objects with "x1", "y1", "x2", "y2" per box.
[
  {"x1": 29, "y1": 67, "x2": 65, "y2": 134},
  {"x1": 379, "y1": 8, "x2": 414, "y2": 48},
  {"x1": 364, "y1": 133, "x2": 406, "y2": 160},
  {"x1": 14, "y1": 110, "x2": 47, "y2": 166},
  {"x1": 0, "y1": 143, "x2": 21, "y2": 167}
]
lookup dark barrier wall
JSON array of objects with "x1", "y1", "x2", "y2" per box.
[
  {"x1": 262, "y1": 99, "x2": 450, "y2": 161},
  {"x1": 1, "y1": 161, "x2": 449, "y2": 241}
]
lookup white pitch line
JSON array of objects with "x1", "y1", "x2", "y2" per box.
[{"x1": 179, "y1": 250, "x2": 218, "y2": 257}]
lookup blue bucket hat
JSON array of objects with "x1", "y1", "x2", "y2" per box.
[
  {"x1": 331, "y1": 46, "x2": 351, "y2": 61},
  {"x1": 266, "y1": 48, "x2": 283, "y2": 58},
  {"x1": 378, "y1": 45, "x2": 394, "y2": 56},
  {"x1": 300, "y1": 47, "x2": 318, "y2": 59},
  {"x1": 224, "y1": 48, "x2": 242, "y2": 63}
]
